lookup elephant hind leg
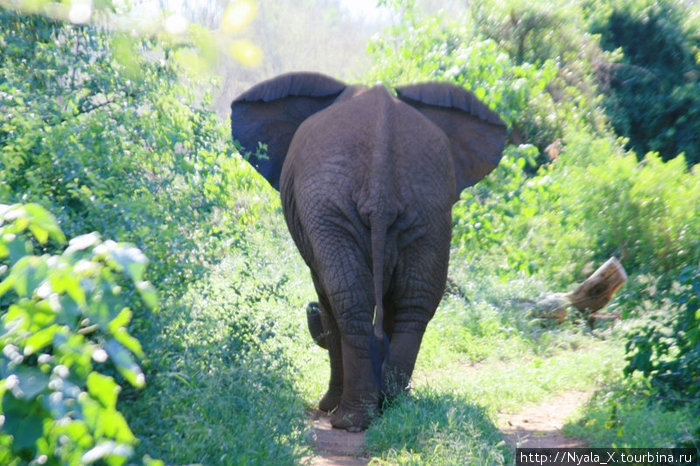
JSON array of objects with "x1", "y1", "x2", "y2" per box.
[
  {"x1": 311, "y1": 275, "x2": 344, "y2": 413},
  {"x1": 318, "y1": 308, "x2": 343, "y2": 412},
  {"x1": 382, "y1": 218, "x2": 451, "y2": 402}
]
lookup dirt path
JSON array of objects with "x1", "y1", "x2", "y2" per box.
[
  {"x1": 305, "y1": 390, "x2": 590, "y2": 464},
  {"x1": 306, "y1": 410, "x2": 367, "y2": 465},
  {"x1": 498, "y1": 390, "x2": 591, "y2": 448}
]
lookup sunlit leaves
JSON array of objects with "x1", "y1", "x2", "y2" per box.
[
  {"x1": 111, "y1": 34, "x2": 140, "y2": 79},
  {"x1": 221, "y1": 0, "x2": 258, "y2": 34},
  {"x1": 229, "y1": 39, "x2": 263, "y2": 67},
  {"x1": 2, "y1": 0, "x2": 264, "y2": 75},
  {"x1": 0, "y1": 203, "x2": 155, "y2": 462}
]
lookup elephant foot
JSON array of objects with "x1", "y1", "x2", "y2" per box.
[
  {"x1": 318, "y1": 388, "x2": 342, "y2": 412},
  {"x1": 382, "y1": 367, "x2": 412, "y2": 401},
  {"x1": 329, "y1": 398, "x2": 378, "y2": 432}
]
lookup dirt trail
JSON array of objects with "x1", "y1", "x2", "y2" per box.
[
  {"x1": 306, "y1": 390, "x2": 590, "y2": 464},
  {"x1": 498, "y1": 390, "x2": 590, "y2": 448},
  {"x1": 306, "y1": 410, "x2": 368, "y2": 465}
]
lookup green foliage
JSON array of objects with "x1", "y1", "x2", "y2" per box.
[
  {"x1": 0, "y1": 203, "x2": 156, "y2": 464},
  {"x1": 369, "y1": 0, "x2": 700, "y2": 288},
  {"x1": 0, "y1": 8, "x2": 246, "y2": 289},
  {"x1": 564, "y1": 376, "x2": 698, "y2": 448},
  {"x1": 366, "y1": 390, "x2": 506, "y2": 465},
  {"x1": 589, "y1": 0, "x2": 700, "y2": 165},
  {"x1": 559, "y1": 151, "x2": 699, "y2": 277},
  {"x1": 624, "y1": 267, "x2": 700, "y2": 404},
  {"x1": 368, "y1": 0, "x2": 610, "y2": 160},
  {"x1": 120, "y1": 231, "x2": 317, "y2": 464},
  {"x1": 0, "y1": 8, "x2": 278, "y2": 463}
]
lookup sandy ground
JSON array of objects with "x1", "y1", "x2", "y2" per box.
[
  {"x1": 305, "y1": 390, "x2": 590, "y2": 464},
  {"x1": 498, "y1": 390, "x2": 590, "y2": 448},
  {"x1": 305, "y1": 410, "x2": 368, "y2": 465}
]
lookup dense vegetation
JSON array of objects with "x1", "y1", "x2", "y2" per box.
[
  {"x1": 590, "y1": 0, "x2": 700, "y2": 165},
  {"x1": 1, "y1": 0, "x2": 698, "y2": 463}
]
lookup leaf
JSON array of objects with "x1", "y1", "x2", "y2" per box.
[
  {"x1": 86, "y1": 372, "x2": 119, "y2": 409},
  {"x1": 136, "y1": 281, "x2": 158, "y2": 309},
  {"x1": 0, "y1": 275, "x2": 14, "y2": 298},
  {"x1": 9, "y1": 256, "x2": 48, "y2": 298},
  {"x1": 101, "y1": 410, "x2": 136, "y2": 445},
  {"x1": 24, "y1": 324, "x2": 62, "y2": 356},
  {"x1": 50, "y1": 270, "x2": 87, "y2": 308},
  {"x1": 6, "y1": 236, "x2": 31, "y2": 265},
  {"x1": 23, "y1": 203, "x2": 66, "y2": 244},
  {"x1": 112, "y1": 328, "x2": 143, "y2": 358},
  {"x1": 57, "y1": 294, "x2": 82, "y2": 325},
  {"x1": 1, "y1": 393, "x2": 44, "y2": 450},
  {"x1": 105, "y1": 339, "x2": 144, "y2": 388},
  {"x1": 107, "y1": 244, "x2": 148, "y2": 282},
  {"x1": 13, "y1": 365, "x2": 50, "y2": 399},
  {"x1": 108, "y1": 308, "x2": 131, "y2": 332}
]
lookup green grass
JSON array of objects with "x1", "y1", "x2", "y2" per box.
[
  {"x1": 366, "y1": 389, "x2": 508, "y2": 465},
  {"x1": 120, "y1": 186, "x2": 329, "y2": 464},
  {"x1": 364, "y1": 296, "x2": 625, "y2": 463},
  {"x1": 563, "y1": 377, "x2": 699, "y2": 448},
  {"x1": 358, "y1": 255, "x2": 637, "y2": 463},
  {"x1": 119, "y1": 202, "x2": 633, "y2": 463}
]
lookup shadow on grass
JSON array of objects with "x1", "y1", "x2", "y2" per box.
[
  {"x1": 122, "y1": 330, "x2": 311, "y2": 464},
  {"x1": 121, "y1": 252, "x2": 314, "y2": 465},
  {"x1": 365, "y1": 388, "x2": 509, "y2": 464}
]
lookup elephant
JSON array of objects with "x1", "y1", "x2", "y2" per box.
[{"x1": 231, "y1": 72, "x2": 506, "y2": 431}]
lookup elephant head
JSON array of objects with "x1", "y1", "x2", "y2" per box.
[{"x1": 231, "y1": 72, "x2": 506, "y2": 431}]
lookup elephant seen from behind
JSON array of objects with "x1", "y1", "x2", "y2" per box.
[{"x1": 231, "y1": 72, "x2": 506, "y2": 431}]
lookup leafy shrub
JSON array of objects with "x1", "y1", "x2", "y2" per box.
[
  {"x1": 0, "y1": 8, "x2": 302, "y2": 462},
  {"x1": 369, "y1": 1, "x2": 700, "y2": 288},
  {"x1": 369, "y1": 0, "x2": 612, "y2": 163},
  {"x1": 564, "y1": 375, "x2": 699, "y2": 448},
  {"x1": 589, "y1": 0, "x2": 700, "y2": 165},
  {"x1": 454, "y1": 133, "x2": 699, "y2": 287},
  {"x1": 624, "y1": 266, "x2": 700, "y2": 404},
  {"x1": 0, "y1": 203, "x2": 157, "y2": 464},
  {"x1": 0, "y1": 8, "x2": 247, "y2": 291}
]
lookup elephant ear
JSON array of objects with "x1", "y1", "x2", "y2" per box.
[
  {"x1": 395, "y1": 83, "x2": 507, "y2": 193},
  {"x1": 231, "y1": 72, "x2": 347, "y2": 190}
]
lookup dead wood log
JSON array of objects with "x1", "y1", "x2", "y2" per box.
[
  {"x1": 531, "y1": 257, "x2": 627, "y2": 324},
  {"x1": 567, "y1": 257, "x2": 627, "y2": 315}
]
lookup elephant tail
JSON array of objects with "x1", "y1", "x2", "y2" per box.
[
  {"x1": 369, "y1": 212, "x2": 390, "y2": 389},
  {"x1": 370, "y1": 213, "x2": 387, "y2": 340}
]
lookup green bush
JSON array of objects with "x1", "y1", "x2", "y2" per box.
[
  {"x1": 564, "y1": 376, "x2": 698, "y2": 448},
  {"x1": 624, "y1": 266, "x2": 700, "y2": 404},
  {"x1": 367, "y1": 2, "x2": 700, "y2": 287},
  {"x1": 589, "y1": 0, "x2": 700, "y2": 165},
  {"x1": 0, "y1": 9, "x2": 284, "y2": 462},
  {"x1": 0, "y1": 203, "x2": 157, "y2": 464},
  {"x1": 0, "y1": 8, "x2": 246, "y2": 290}
]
